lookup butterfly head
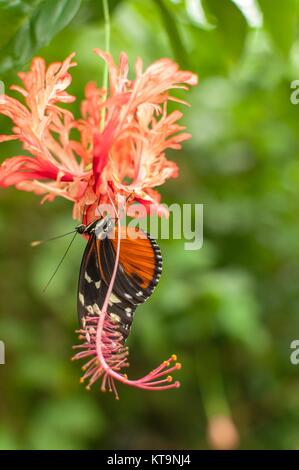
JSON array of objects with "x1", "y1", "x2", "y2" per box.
[{"x1": 76, "y1": 216, "x2": 115, "y2": 239}]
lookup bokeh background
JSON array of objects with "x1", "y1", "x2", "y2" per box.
[{"x1": 0, "y1": 0, "x2": 299, "y2": 450}]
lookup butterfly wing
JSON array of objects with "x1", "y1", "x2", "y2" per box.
[
  {"x1": 98, "y1": 226, "x2": 163, "y2": 339},
  {"x1": 77, "y1": 226, "x2": 163, "y2": 340},
  {"x1": 77, "y1": 233, "x2": 102, "y2": 322},
  {"x1": 106, "y1": 226, "x2": 162, "y2": 302}
]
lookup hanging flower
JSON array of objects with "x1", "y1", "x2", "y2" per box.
[
  {"x1": 0, "y1": 50, "x2": 197, "y2": 221},
  {"x1": 0, "y1": 50, "x2": 197, "y2": 398}
]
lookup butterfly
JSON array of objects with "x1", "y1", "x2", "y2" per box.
[{"x1": 75, "y1": 217, "x2": 163, "y2": 340}]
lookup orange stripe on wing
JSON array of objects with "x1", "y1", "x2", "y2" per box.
[{"x1": 110, "y1": 226, "x2": 157, "y2": 289}]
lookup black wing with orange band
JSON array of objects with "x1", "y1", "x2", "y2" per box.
[{"x1": 77, "y1": 226, "x2": 162, "y2": 340}]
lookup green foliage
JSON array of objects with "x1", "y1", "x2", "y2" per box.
[
  {"x1": 203, "y1": 0, "x2": 247, "y2": 62},
  {"x1": 1, "y1": 0, "x2": 299, "y2": 451},
  {"x1": 152, "y1": 0, "x2": 190, "y2": 68},
  {"x1": 258, "y1": 0, "x2": 297, "y2": 55},
  {"x1": 0, "y1": 1, "x2": 42, "y2": 50},
  {"x1": 0, "y1": 0, "x2": 81, "y2": 74}
]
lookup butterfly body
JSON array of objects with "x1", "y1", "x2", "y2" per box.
[{"x1": 76, "y1": 217, "x2": 162, "y2": 340}]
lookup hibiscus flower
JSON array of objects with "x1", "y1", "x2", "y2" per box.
[{"x1": 0, "y1": 49, "x2": 197, "y2": 222}]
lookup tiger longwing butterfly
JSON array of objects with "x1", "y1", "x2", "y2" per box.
[{"x1": 76, "y1": 216, "x2": 163, "y2": 340}]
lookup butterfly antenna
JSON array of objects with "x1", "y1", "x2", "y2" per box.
[
  {"x1": 31, "y1": 230, "x2": 76, "y2": 247},
  {"x1": 43, "y1": 231, "x2": 78, "y2": 293}
]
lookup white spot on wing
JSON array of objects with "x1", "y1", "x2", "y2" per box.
[
  {"x1": 79, "y1": 293, "x2": 85, "y2": 306},
  {"x1": 84, "y1": 272, "x2": 92, "y2": 283},
  {"x1": 110, "y1": 313, "x2": 121, "y2": 323},
  {"x1": 86, "y1": 305, "x2": 93, "y2": 314},
  {"x1": 92, "y1": 303, "x2": 101, "y2": 315},
  {"x1": 125, "y1": 307, "x2": 132, "y2": 317},
  {"x1": 109, "y1": 293, "x2": 121, "y2": 304}
]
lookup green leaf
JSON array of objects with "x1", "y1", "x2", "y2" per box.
[
  {"x1": 258, "y1": 0, "x2": 297, "y2": 56},
  {"x1": 203, "y1": 0, "x2": 248, "y2": 63},
  {"x1": 152, "y1": 0, "x2": 190, "y2": 68},
  {"x1": 72, "y1": 0, "x2": 123, "y2": 26},
  {"x1": 0, "y1": 0, "x2": 81, "y2": 75},
  {"x1": 0, "y1": 1, "x2": 42, "y2": 49}
]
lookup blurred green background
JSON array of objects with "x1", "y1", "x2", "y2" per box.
[{"x1": 0, "y1": 0, "x2": 299, "y2": 450}]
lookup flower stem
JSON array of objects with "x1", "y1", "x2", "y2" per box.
[{"x1": 100, "y1": 0, "x2": 110, "y2": 132}]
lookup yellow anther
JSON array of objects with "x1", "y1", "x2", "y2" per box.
[
  {"x1": 171, "y1": 354, "x2": 177, "y2": 361},
  {"x1": 175, "y1": 362, "x2": 182, "y2": 370},
  {"x1": 80, "y1": 377, "x2": 85, "y2": 383},
  {"x1": 167, "y1": 375, "x2": 173, "y2": 382},
  {"x1": 123, "y1": 374, "x2": 128, "y2": 379},
  {"x1": 163, "y1": 361, "x2": 170, "y2": 367}
]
